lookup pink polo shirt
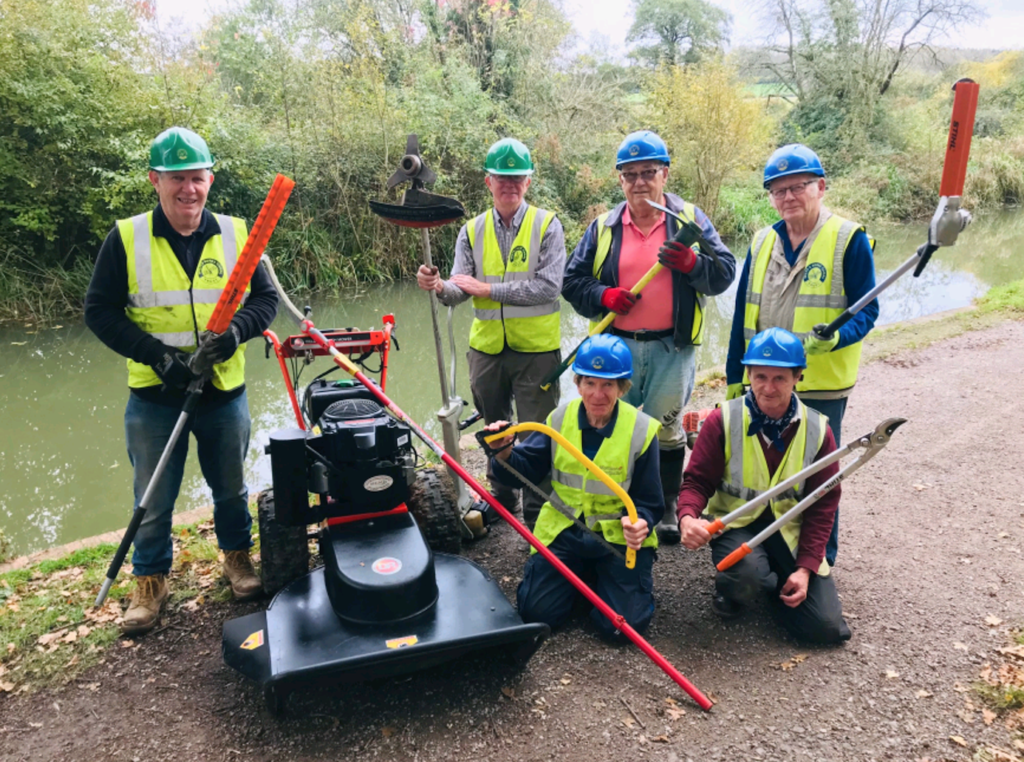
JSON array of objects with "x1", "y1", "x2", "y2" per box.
[{"x1": 614, "y1": 205, "x2": 674, "y2": 332}]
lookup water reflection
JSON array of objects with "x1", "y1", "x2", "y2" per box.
[{"x1": 1, "y1": 208, "x2": 1021, "y2": 555}]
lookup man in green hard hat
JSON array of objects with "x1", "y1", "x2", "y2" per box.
[
  {"x1": 417, "y1": 138, "x2": 566, "y2": 527},
  {"x1": 85, "y1": 127, "x2": 279, "y2": 635}
]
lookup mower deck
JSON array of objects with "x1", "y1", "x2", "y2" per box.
[{"x1": 223, "y1": 554, "x2": 548, "y2": 711}]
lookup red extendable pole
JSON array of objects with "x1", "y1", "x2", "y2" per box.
[{"x1": 299, "y1": 319, "x2": 714, "y2": 711}]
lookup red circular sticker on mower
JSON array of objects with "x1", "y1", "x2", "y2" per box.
[{"x1": 372, "y1": 557, "x2": 402, "y2": 575}]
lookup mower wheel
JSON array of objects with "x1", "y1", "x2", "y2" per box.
[
  {"x1": 263, "y1": 682, "x2": 287, "y2": 717},
  {"x1": 257, "y1": 490, "x2": 310, "y2": 597},
  {"x1": 407, "y1": 467, "x2": 461, "y2": 554}
]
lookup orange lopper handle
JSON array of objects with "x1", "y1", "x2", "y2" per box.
[
  {"x1": 703, "y1": 518, "x2": 725, "y2": 536},
  {"x1": 716, "y1": 542, "x2": 752, "y2": 572},
  {"x1": 939, "y1": 79, "x2": 979, "y2": 198},
  {"x1": 206, "y1": 174, "x2": 295, "y2": 334}
]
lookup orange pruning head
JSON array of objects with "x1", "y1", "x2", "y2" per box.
[
  {"x1": 939, "y1": 79, "x2": 980, "y2": 199},
  {"x1": 206, "y1": 174, "x2": 295, "y2": 335}
]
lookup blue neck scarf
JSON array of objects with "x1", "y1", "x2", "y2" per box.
[{"x1": 745, "y1": 392, "x2": 798, "y2": 452}]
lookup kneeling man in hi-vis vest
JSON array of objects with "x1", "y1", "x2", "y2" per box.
[
  {"x1": 84, "y1": 127, "x2": 279, "y2": 635},
  {"x1": 679, "y1": 328, "x2": 851, "y2": 644},
  {"x1": 416, "y1": 138, "x2": 566, "y2": 527},
  {"x1": 725, "y1": 144, "x2": 879, "y2": 567},
  {"x1": 484, "y1": 335, "x2": 663, "y2": 642},
  {"x1": 561, "y1": 131, "x2": 736, "y2": 548}
]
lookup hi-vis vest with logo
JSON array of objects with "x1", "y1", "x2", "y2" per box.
[
  {"x1": 118, "y1": 211, "x2": 249, "y2": 391},
  {"x1": 592, "y1": 202, "x2": 707, "y2": 344},
  {"x1": 465, "y1": 205, "x2": 559, "y2": 354},
  {"x1": 743, "y1": 215, "x2": 874, "y2": 393},
  {"x1": 532, "y1": 398, "x2": 661, "y2": 552},
  {"x1": 706, "y1": 397, "x2": 831, "y2": 576}
]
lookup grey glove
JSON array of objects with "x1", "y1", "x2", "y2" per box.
[{"x1": 191, "y1": 324, "x2": 242, "y2": 375}]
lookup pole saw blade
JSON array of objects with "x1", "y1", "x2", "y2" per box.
[
  {"x1": 206, "y1": 174, "x2": 296, "y2": 334},
  {"x1": 939, "y1": 79, "x2": 980, "y2": 199}
]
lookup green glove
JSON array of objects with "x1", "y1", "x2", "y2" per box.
[
  {"x1": 803, "y1": 328, "x2": 840, "y2": 356},
  {"x1": 726, "y1": 383, "x2": 744, "y2": 400}
]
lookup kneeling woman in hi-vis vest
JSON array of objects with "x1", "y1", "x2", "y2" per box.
[{"x1": 484, "y1": 334, "x2": 663, "y2": 641}]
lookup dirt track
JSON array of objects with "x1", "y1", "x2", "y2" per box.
[{"x1": 3, "y1": 320, "x2": 1024, "y2": 762}]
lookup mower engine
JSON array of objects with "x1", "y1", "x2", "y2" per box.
[{"x1": 267, "y1": 389, "x2": 416, "y2": 526}]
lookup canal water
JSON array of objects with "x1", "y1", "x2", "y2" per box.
[{"x1": 2, "y1": 209, "x2": 1022, "y2": 556}]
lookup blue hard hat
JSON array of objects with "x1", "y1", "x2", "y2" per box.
[
  {"x1": 616, "y1": 131, "x2": 670, "y2": 169},
  {"x1": 763, "y1": 144, "x2": 825, "y2": 189},
  {"x1": 742, "y1": 327, "x2": 806, "y2": 369},
  {"x1": 572, "y1": 335, "x2": 633, "y2": 379}
]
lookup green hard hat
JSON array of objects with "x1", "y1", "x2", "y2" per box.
[
  {"x1": 484, "y1": 138, "x2": 534, "y2": 176},
  {"x1": 149, "y1": 127, "x2": 214, "y2": 172}
]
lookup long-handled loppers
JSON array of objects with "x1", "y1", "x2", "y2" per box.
[
  {"x1": 260, "y1": 257, "x2": 714, "y2": 711},
  {"x1": 711, "y1": 417, "x2": 906, "y2": 572},
  {"x1": 94, "y1": 174, "x2": 295, "y2": 607}
]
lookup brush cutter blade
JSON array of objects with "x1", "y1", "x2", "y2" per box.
[{"x1": 370, "y1": 188, "x2": 466, "y2": 229}]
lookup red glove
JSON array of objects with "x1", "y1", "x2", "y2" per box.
[
  {"x1": 601, "y1": 287, "x2": 639, "y2": 315},
  {"x1": 658, "y1": 241, "x2": 697, "y2": 273}
]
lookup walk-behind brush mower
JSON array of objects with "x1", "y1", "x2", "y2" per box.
[{"x1": 222, "y1": 317, "x2": 549, "y2": 714}]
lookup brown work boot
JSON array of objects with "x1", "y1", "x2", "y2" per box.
[
  {"x1": 121, "y1": 574, "x2": 170, "y2": 635},
  {"x1": 223, "y1": 550, "x2": 262, "y2": 600}
]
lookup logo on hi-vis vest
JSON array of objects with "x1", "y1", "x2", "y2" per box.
[
  {"x1": 803, "y1": 263, "x2": 827, "y2": 283},
  {"x1": 509, "y1": 245, "x2": 528, "y2": 265},
  {"x1": 198, "y1": 258, "x2": 225, "y2": 284},
  {"x1": 240, "y1": 630, "x2": 264, "y2": 650}
]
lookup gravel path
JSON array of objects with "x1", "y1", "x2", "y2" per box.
[{"x1": 3, "y1": 320, "x2": 1023, "y2": 762}]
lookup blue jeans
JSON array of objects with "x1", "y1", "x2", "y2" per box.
[
  {"x1": 621, "y1": 336, "x2": 696, "y2": 452},
  {"x1": 800, "y1": 396, "x2": 848, "y2": 566},
  {"x1": 125, "y1": 391, "x2": 253, "y2": 576},
  {"x1": 517, "y1": 525, "x2": 655, "y2": 641}
]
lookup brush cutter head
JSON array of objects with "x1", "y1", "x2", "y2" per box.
[{"x1": 370, "y1": 134, "x2": 466, "y2": 228}]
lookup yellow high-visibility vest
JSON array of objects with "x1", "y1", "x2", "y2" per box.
[
  {"x1": 532, "y1": 398, "x2": 661, "y2": 551},
  {"x1": 592, "y1": 202, "x2": 706, "y2": 344},
  {"x1": 466, "y1": 206, "x2": 560, "y2": 354},
  {"x1": 706, "y1": 397, "x2": 831, "y2": 576},
  {"x1": 119, "y1": 211, "x2": 249, "y2": 391},
  {"x1": 743, "y1": 215, "x2": 874, "y2": 393}
]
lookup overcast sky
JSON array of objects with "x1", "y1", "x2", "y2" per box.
[{"x1": 157, "y1": 0, "x2": 1024, "y2": 53}]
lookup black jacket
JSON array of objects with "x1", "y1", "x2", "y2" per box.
[
  {"x1": 84, "y1": 204, "x2": 279, "y2": 407},
  {"x1": 562, "y1": 193, "x2": 736, "y2": 348}
]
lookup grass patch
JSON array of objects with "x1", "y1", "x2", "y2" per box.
[
  {"x1": 978, "y1": 278, "x2": 1024, "y2": 314},
  {"x1": 0, "y1": 508, "x2": 260, "y2": 695}
]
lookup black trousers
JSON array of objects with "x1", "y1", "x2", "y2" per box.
[
  {"x1": 710, "y1": 512, "x2": 851, "y2": 644},
  {"x1": 517, "y1": 524, "x2": 655, "y2": 641}
]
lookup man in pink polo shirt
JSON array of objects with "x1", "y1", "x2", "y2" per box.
[{"x1": 562, "y1": 131, "x2": 735, "y2": 544}]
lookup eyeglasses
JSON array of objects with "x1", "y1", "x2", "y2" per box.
[
  {"x1": 768, "y1": 179, "x2": 818, "y2": 200},
  {"x1": 620, "y1": 168, "x2": 663, "y2": 185},
  {"x1": 490, "y1": 174, "x2": 530, "y2": 185}
]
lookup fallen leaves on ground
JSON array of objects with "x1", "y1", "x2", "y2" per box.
[
  {"x1": 987, "y1": 615, "x2": 1005, "y2": 627},
  {"x1": 885, "y1": 669, "x2": 900, "y2": 679},
  {"x1": 950, "y1": 735, "x2": 968, "y2": 747},
  {"x1": 664, "y1": 696, "x2": 686, "y2": 721},
  {"x1": 916, "y1": 689, "x2": 934, "y2": 698},
  {"x1": 777, "y1": 653, "x2": 809, "y2": 671}
]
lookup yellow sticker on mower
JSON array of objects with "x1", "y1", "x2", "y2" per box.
[
  {"x1": 240, "y1": 630, "x2": 265, "y2": 650},
  {"x1": 385, "y1": 635, "x2": 418, "y2": 649}
]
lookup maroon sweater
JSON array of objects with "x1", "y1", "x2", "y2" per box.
[{"x1": 677, "y1": 407, "x2": 840, "y2": 573}]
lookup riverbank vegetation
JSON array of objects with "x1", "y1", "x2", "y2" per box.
[{"x1": 1, "y1": 0, "x2": 1022, "y2": 321}]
